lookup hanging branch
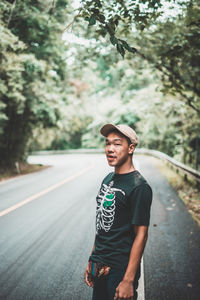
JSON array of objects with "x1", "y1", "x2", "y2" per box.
[
  {"x1": 7, "y1": 0, "x2": 18, "y2": 27},
  {"x1": 47, "y1": 0, "x2": 57, "y2": 25},
  {"x1": 63, "y1": 7, "x2": 83, "y2": 32},
  {"x1": 49, "y1": 0, "x2": 56, "y2": 15}
]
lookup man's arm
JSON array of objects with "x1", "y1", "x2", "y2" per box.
[
  {"x1": 114, "y1": 225, "x2": 148, "y2": 300},
  {"x1": 84, "y1": 240, "x2": 95, "y2": 287}
]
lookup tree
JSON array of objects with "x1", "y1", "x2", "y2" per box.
[
  {"x1": 135, "y1": 1, "x2": 200, "y2": 114},
  {"x1": 77, "y1": 0, "x2": 200, "y2": 114},
  {"x1": 0, "y1": 0, "x2": 69, "y2": 167}
]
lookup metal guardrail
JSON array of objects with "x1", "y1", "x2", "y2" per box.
[
  {"x1": 135, "y1": 148, "x2": 200, "y2": 184},
  {"x1": 31, "y1": 148, "x2": 200, "y2": 184},
  {"x1": 31, "y1": 149, "x2": 104, "y2": 155}
]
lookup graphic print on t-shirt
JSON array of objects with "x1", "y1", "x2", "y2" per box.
[{"x1": 96, "y1": 181, "x2": 125, "y2": 234}]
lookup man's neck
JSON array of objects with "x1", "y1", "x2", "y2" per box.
[{"x1": 114, "y1": 163, "x2": 135, "y2": 174}]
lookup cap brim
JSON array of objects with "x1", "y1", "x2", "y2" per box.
[{"x1": 100, "y1": 124, "x2": 118, "y2": 137}]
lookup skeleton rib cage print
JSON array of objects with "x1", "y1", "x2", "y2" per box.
[{"x1": 96, "y1": 181, "x2": 125, "y2": 234}]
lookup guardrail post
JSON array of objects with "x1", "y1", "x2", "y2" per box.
[{"x1": 15, "y1": 162, "x2": 20, "y2": 174}]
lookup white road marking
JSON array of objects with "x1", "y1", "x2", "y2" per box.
[
  {"x1": 0, "y1": 164, "x2": 94, "y2": 217},
  {"x1": 1, "y1": 155, "x2": 146, "y2": 299},
  {"x1": 138, "y1": 257, "x2": 145, "y2": 300}
]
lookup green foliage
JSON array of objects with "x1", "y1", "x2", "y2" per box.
[
  {"x1": 136, "y1": 2, "x2": 200, "y2": 113},
  {"x1": 80, "y1": 0, "x2": 166, "y2": 57},
  {"x1": 29, "y1": 102, "x2": 93, "y2": 151},
  {"x1": 1, "y1": 0, "x2": 199, "y2": 172},
  {"x1": 79, "y1": 0, "x2": 200, "y2": 114},
  {"x1": 69, "y1": 0, "x2": 199, "y2": 169},
  {"x1": 0, "y1": 0, "x2": 69, "y2": 167}
]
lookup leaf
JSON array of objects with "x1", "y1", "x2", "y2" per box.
[
  {"x1": 95, "y1": 0, "x2": 102, "y2": 8},
  {"x1": 120, "y1": 40, "x2": 137, "y2": 53},
  {"x1": 106, "y1": 23, "x2": 115, "y2": 35},
  {"x1": 110, "y1": 35, "x2": 118, "y2": 45},
  {"x1": 98, "y1": 14, "x2": 105, "y2": 23},
  {"x1": 116, "y1": 43, "x2": 125, "y2": 58},
  {"x1": 91, "y1": 8, "x2": 99, "y2": 14},
  {"x1": 89, "y1": 16, "x2": 96, "y2": 26}
]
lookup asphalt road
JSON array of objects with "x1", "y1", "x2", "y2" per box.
[{"x1": 0, "y1": 154, "x2": 199, "y2": 300}]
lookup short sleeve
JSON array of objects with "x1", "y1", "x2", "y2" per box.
[{"x1": 130, "y1": 184, "x2": 152, "y2": 226}]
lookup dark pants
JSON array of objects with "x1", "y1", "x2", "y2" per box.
[{"x1": 92, "y1": 266, "x2": 140, "y2": 300}]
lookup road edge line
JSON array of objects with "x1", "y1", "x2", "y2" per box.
[
  {"x1": 138, "y1": 256, "x2": 145, "y2": 300},
  {"x1": 0, "y1": 164, "x2": 94, "y2": 217}
]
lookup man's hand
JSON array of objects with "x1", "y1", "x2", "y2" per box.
[
  {"x1": 84, "y1": 263, "x2": 94, "y2": 288},
  {"x1": 114, "y1": 280, "x2": 134, "y2": 300}
]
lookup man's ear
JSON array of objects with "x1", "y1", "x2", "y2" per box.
[{"x1": 128, "y1": 144, "x2": 135, "y2": 155}]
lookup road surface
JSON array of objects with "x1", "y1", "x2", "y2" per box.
[{"x1": 0, "y1": 154, "x2": 199, "y2": 300}]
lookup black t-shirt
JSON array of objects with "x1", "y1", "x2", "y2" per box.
[{"x1": 90, "y1": 170, "x2": 152, "y2": 270}]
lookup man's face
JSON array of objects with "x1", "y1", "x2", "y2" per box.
[{"x1": 105, "y1": 131, "x2": 133, "y2": 167}]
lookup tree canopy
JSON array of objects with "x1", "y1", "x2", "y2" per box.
[
  {"x1": 79, "y1": 0, "x2": 200, "y2": 113},
  {"x1": 0, "y1": 0, "x2": 199, "y2": 170},
  {"x1": 0, "y1": 0, "x2": 69, "y2": 166}
]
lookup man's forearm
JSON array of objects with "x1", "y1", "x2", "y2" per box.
[
  {"x1": 123, "y1": 232, "x2": 148, "y2": 283},
  {"x1": 89, "y1": 238, "x2": 96, "y2": 258},
  {"x1": 91, "y1": 243, "x2": 95, "y2": 255}
]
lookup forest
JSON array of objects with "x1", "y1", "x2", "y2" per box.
[{"x1": 0, "y1": 0, "x2": 200, "y2": 170}]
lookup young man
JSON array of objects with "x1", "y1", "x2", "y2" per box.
[{"x1": 85, "y1": 123, "x2": 152, "y2": 300}]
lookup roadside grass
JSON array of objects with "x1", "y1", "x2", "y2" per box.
[
  {"x1": 154, "y1": 157, "x2": 200, "y2": 227},
  {"x1": 0, "y1": 163, "x2": 49, "y2": 182}
]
